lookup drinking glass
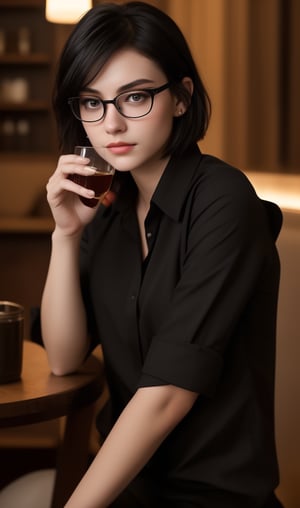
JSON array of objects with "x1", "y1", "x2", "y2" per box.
[{"x1": 70, "y1": 146, "x2": 114, "y2": 207}]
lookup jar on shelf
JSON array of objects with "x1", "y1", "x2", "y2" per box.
[
  {"x1": 16, "y1": 119, "x2": 31, "y2": 151},
  {"x1": 11, "y1": 78, "x2": 29, "y2": 103},
  {"x1": 0, "y1": 29, "x2": 6, "y2": 54},
  {"x1": 18, "y1": 27, "x2": 31, "y2": 55},
  {"x1": 1, "y1": 119, "x2": 16, "y2": 151}
]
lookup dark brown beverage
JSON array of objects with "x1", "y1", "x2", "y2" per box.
[{"x1": 69, "y1": 171, "x2": 113, "y2": 207}]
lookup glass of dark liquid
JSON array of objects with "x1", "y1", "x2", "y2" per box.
[{"x1": 70, "y1": 146, "x2": 115, "y2": 207}]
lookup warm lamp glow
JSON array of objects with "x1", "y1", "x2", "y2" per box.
[{"x1": 46, "y1": 0, "x2": 92, "y2": 24}]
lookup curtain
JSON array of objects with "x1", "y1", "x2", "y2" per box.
[{"x1": 167, "y1": 0, "x2": 300, "y2": 173}]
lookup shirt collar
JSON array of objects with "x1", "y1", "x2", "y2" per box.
[
  {"x1": 113, "y1": 144, "x2": 202, "y2": 221},
  {"x1": 152, "y1": 145, "x2": 203, "y2": 221}
]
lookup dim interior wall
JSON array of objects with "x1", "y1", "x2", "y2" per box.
[{"x1": 275, "y1": 211, "x2": 300, "y2": 508}]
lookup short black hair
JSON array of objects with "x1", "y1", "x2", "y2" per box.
[{"x1": 53, "y1": 1, "x2": 211, "y2": 156}]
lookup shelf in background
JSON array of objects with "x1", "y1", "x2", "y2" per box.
[
  {"x1": 0, "y1": 100, "x2": 50, "y2": 111},
  {"x1": 0, "y1": 217, "x2": 54, "y2": 233},
  {"x1": 0, "y1": 0, "x2": 55, "y2": 153},
  {"x1": 0, "y1": 53, "x2": 51, "y2": 65}
]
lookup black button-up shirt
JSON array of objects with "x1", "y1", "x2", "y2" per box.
[{"x1": 80, "y1": 146, "x2": 281, "y2": 506}]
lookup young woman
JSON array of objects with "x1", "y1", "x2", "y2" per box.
[{"x1": 41, "y1": 2, "x2": 284, "y2": 507}]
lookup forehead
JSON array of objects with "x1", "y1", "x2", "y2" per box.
[{"x1": 88, "y1": 48, "x2": 166, "y2": 91}]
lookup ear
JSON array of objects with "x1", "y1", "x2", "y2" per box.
[{"x1": 173, "y1": 77, "x2": 194, "y2": 117}]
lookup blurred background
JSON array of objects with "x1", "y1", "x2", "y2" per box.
[
  {"x1": 1, "y1": 0, "x2": 300, "y2": 171},
  {"x1": 0, "y1": 1, "x2": 299, "y2": 507}
]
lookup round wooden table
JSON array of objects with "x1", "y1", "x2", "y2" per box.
[{"x1": 0, "y1": 340, "x2": 105, "y2": 507}]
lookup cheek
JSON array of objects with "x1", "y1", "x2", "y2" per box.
[{"x1": 146, "y1": 105, "x2": 174, "y2": 138}]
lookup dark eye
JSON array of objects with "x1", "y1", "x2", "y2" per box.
[
  {"x1": 80, "y1": 97, "x2": 102, "y2": 110},
  {"x1": 124, "y1": 91, "x2": 150, "y2": 103}
]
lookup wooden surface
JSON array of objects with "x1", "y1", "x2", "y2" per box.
[
  {"x1": 0, "y1": 218, "x2": 54, "y2": 233},
  {"x1": 0, "y1": 340, "x2": 104, "y2": 427},
  {"x1": 0, "y1": 340, "x2": 105, "y2": 507}
]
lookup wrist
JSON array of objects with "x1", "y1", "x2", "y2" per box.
[{"x1": 52, "y1": 227, "x2": 83, "y2": 244}]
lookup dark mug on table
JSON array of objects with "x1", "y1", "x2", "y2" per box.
[{"x1": 0, "y1": 301, "x2": 24, "y2": 384}]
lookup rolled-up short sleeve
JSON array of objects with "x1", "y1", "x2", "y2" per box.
[{"x1": 140, "y1": 339, "x2": 223, "y2": 396}]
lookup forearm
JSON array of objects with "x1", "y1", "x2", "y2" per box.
[
  {"x1": 41, "y1": 229, "x2": 89, "y2": 375},
  {"x1": 65, "y1": 385, "x2": 198, "y2": 508}
]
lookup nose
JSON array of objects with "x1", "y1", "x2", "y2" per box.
[{"x1": 103, "y1": 103, "x2": 127, "y2": 134}]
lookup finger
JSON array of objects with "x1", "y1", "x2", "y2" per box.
[
  {"x1": 59, "y1": 154, "x2": 90, "y2": 165},
  {"x1": 46, "y1": 176, "x2": 95, "y2": 206},
  {"x1": 60, "y1": 177, "x2": 96, "y2": 199},
  {"x1": 56, "y1": 155, "x2": 95, "y2": 177},
  {"x1": 62, "y1": 164, "x2": 96, "y2": 178}
]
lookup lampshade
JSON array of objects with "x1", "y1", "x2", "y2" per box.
[{"x1": 45, "y1": 0, "x2": 92, "y2": 24}]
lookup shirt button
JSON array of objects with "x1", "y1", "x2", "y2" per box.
[
  {"x1": 130, "y1": 294, "x2": 136, "y2": 301},
  {"x1": 146, "y1": 231, "x2": 152, "y2": 238}
]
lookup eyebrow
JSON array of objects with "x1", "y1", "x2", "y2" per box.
[{"x1": 81, "y1": 78, "x2": 156, "y2": 95}]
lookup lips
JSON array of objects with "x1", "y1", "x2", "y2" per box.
[{"x1": 106, "y1": 142, "x2": 135, "y2": 155}]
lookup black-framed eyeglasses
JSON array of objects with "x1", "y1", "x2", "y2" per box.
[{"x1": 68, "y1": 82, "x2": 171, "y2": 123}]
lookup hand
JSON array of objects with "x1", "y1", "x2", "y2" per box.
[{"x1": 46, "y1": 154, "x2": 103, "y2": 236}]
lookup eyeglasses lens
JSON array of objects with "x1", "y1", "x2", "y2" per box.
[{"x1": 72, "y1": 90, "x2": 153, "y2": 121}]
